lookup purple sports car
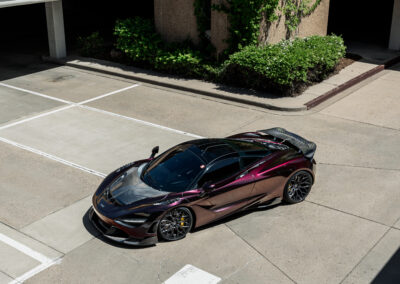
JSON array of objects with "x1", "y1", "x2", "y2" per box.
[{"x1": 89, "y1": 128, "x2": 316, "y2": 246}]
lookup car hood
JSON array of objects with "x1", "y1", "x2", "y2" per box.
[{"x1": 102, "y1": 163, "x2": 168, "y2": 207}]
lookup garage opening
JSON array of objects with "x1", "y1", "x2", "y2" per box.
[
  {"x1": 0, "y1": 1, "x2": 154, "y2": 57},
  {"x1": 328, "y1": 0, "x2": 394, "y2": 47}
]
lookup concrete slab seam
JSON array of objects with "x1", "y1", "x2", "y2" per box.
[
  {"x1": 338, "y1": 227, "x2": 392, "y2": 284},
  {"x1": 0, "y1": 136, "x2": 106, "y2": 178},
  {"x1": 223, "y1": 224, "x2": 296, "y2": 283},
  {"x1": 305, "y1": 200, "x2": 390, "y2": 228}
]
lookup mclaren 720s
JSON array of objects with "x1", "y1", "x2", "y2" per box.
[{"x1": 89, "y1": 127, "x2": 317, "y2": 246}]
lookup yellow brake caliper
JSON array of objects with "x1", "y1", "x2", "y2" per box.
[{"x1": 180, "y1": 217, "x2": 185, "y2": 226}]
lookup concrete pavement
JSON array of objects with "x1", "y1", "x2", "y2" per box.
[{"x1": 0, "y1": 57, "x2": 399, "y2": 284}]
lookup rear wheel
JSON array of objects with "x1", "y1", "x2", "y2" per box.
[
  {"x1": 283, "y1": 171, "x2": 313, "y2": 204},
  {"x1": 158, "y1": 207, "x2": 193, "y2": 241}
]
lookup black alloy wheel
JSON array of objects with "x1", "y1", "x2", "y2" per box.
[
  {"x1": 158, "y1": 207, "x2": 193, "y2": 241},
  {"x1": 283, "y1": 171, "x2": 313, "y2": 204}
]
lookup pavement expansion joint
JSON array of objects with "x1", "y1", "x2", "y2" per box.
[
  {"x1": 224, "y1": 224, "x2": 296, "y2": 283},
  {"x1": 338, "y1": 227, "x2": 392, "y2": 284}
]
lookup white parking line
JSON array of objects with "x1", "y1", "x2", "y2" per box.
[
  {"x1": 0, "y1": 233, "x2": 61, "y2": 284},
  {"x1": 77, "y1": 84, "x2": 140, "y2": 105},
  {"x1": 0, "y1": 136, "x2": 106, "y2": 178},
  {"x1": 0, "y1": 105, "x2": 74, "y2": 130},
  {"x1": 80, "y1": 105, "x2": 204, "y2": 139},
  {"x1": 163, "y1": 264, "x2": 221, "y2": 284},
  {"x1": 0, "y1": 233, "x2": 50, "y2": 263},
  {"x1": 0, "y1": 82, "x2": 73, "y2": 104},
  {"x1": 9, "y1": 259, "x2": 61, "y2": 284}
]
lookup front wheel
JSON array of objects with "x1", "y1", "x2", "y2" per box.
[
  {"x1": 283, "y1": 171, "x2": 313, "y2": 204},
  {"x1": 158, "y1": 207, "x2": 193, "y2": 241}
]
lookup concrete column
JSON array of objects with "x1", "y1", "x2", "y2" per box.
[
  {"x1": 389, "y1": 0, "x2": 400, "y2": 50},
  {"x1": 45, "y1": 0, "x2": 66, "y2": 58},
  {"x1": 154, "y1": 0, "x2": 199, "y2": 44}
]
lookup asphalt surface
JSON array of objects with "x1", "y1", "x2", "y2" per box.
[{"x1": 0, "y1": 54, "x2": 399, "y2": 284}]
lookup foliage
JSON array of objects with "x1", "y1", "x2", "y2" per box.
[
  {"x1": 211, "y1": 0, "x2": 280, "y2": 54},
  {"x1": 113, "y1": 17, "x2": 345, "y2": 96},
  {"x1": 114, "y1": 17, "x2": 207, "y2": 77},
  {"x1": 77, "y1": 32, "x2": 106, "y2": 57},
  {"x1": 281, "y1": 0, "x2": 322, "y2": 35},
  {"x1": 194, "y1": 0, "x2": 322, "y2": 55},
  {"x1": 220, "y1": 35, "x2": 346, "y2": 95},
  {"x1": 114, "y1": 18, "x2": 163, "y2": 64}
]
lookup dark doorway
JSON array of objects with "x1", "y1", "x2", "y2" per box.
[
  {"x1": 0, "y1": 0, "x2": 154, "y2": 55},
  {"x1": 328, "y1": 0, "x2": 394, "y2": 47}
]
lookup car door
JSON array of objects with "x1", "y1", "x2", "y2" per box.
[{"x1": 197, "y1": 155, "x2": 255, "y2": 219}]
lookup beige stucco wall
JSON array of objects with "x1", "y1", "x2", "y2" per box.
[
  {"x1": 211, "y1": 0, "x2": 230, "y2": 55},
  {"x1": 153, "y1": 0, "x2": 330, "y2": 53},
  {"x1": 211, "y1": 0, "x2": 229, "y2": 54},
  {"x1": 154, "y1": 0, "x2": 200, "y2": 44},
  {"x1": 260, "y1": 0, "x2": 330, "y2": 45}
]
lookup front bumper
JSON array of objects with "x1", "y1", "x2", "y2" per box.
[{"x1": 89, "y1": 207, "x2": 158, "y2": 246}]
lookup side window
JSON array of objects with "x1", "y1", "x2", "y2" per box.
[
  {"x1": 241, "y1": 156, "x2": 262, "y2": 168},
  {"x1": 197, "y1": 157, "x2": 240, "y2": 187}
]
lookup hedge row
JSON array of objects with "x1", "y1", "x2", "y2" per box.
[{"x1": 112, "y1": 17, "x2": 346, "y2": 96}]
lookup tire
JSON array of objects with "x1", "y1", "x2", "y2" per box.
[
  {"x1": 283, "y1": 170, "x2": 313, "y2": 204},
  {"x1": 158, "y1": 207, "x2": 193, "y2": 242}
]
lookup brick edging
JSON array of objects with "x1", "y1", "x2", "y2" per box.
[
  {"x1": 304, "y1": 64, "x2": 385, "y2": 109},
  {"x1": 305, "y1": 54, "x2": 400, "y2": 109}
]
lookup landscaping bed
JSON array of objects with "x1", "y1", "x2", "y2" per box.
[{"x1": 77, "y1": 17, "x2": 348, "y2": 97}]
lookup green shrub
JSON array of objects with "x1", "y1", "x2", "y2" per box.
[
  {"x1": 220, "y1": 35, "x2": 346, "y2": 95},
  {"x1": 77, "y1": 31, "x2": 106, "y2": 57},
  {"x1": 114, "y1": 17, "x2": 208, "y2": 77},
  {"x1": 114, "y1": 17, "x2": 162, "y2": 64}
]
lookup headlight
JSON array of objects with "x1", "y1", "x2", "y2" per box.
[
  {"x1": 115, "y1": 217, "x2": 147, "y2": 227},
  {"x1": 153, "y1": 198, "x2": 180, "y2": 206}
]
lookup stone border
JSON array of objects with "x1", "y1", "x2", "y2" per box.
[
  {"x1": 304, "y1": 55, "x2": 400, "y2": 109},
  {"x1": 304, "y1": 65, "x2": 385, "y2": 109}
]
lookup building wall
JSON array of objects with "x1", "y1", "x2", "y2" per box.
[
  {"x1": 153, "y1": 0, "x2": 330, "y2": 54},
  {"x1": 154, "y1": 0, "x2": 199, "y2": 44},
  {"x1": 259, "y1": 0, "x2": 330, "y2": 45},
  {"x1": 211, "y1": 0, "x2": 229, "y2": 55}
]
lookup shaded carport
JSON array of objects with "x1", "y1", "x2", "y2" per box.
[{"x1": 0, "y1": 0, "x2": 66, "y2": 58}]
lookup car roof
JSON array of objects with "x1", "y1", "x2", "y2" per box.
[{"x1": 181, "y1": 138, "x2": 269, "y2": 164}]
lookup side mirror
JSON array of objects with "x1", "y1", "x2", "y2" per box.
[
  {"x1": 150, "y1": 146, "x2": 159, "y2": 159},
  {"x1": 202, "y1": 181, "x2": 215, "y2": 192}
]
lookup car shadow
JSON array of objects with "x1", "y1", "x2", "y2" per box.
[
  {"x1": 192, "y1": 199, "x2": 287, "y2": 233},
  {"x1": 82, "y1": 199, "x2": 288, "y2": 249},
  {"x1": 82, "y1": 209, "x2": 153, "y2": 250}
]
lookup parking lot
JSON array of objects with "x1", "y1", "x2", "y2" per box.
[{"x1": 0, "y1": 54, "x2": 399, "y2": 283}]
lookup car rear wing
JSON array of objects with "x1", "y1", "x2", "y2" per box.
[{"x1": 257, "y1": 127, "x2": 316, "y2": 159}]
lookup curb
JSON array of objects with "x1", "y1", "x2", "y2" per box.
[
  {"x1": 42, "y1": 56, "x2": 306, "y2": 112},
  {"x1": 44, "y1": 54, "x2": 400, "y2": 112},
  {"x1": 305, "y1": 55, "x2": 400, "y2": 109},
  {"x1": 304, "y1": 64, "x2": 385, "y2": 109}
]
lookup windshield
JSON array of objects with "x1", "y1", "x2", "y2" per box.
[{"x1": 142, "y1": 144, "x2": 206, "y2": 192}]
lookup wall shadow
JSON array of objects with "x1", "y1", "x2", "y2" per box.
[{"x1": 372, "y1": 247, "x2": 400, "y2": 283}]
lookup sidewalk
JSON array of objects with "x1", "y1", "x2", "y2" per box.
[{"x1": 45, "y1": 55, "x2": 390, "y2": 112}]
